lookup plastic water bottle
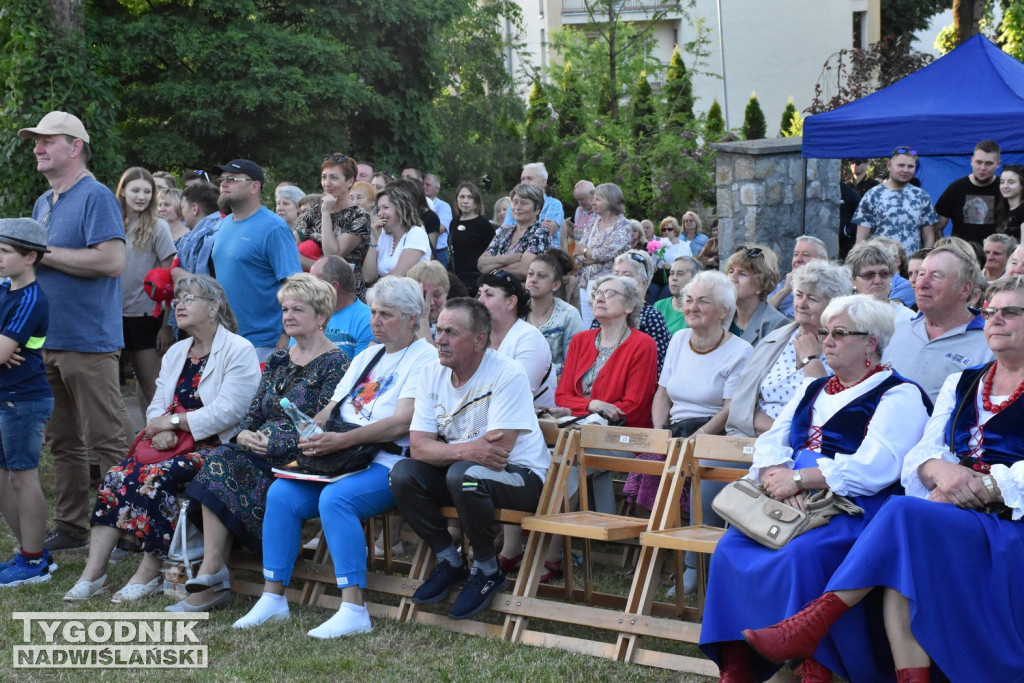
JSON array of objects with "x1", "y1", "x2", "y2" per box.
[{"x1": 279, "y1": 398, "x2": 323, "y2": 437}]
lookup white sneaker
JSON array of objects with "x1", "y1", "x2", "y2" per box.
[
  {"x1": 307, "y1": 602, "x2": 371, "y2": 639},
  {"x1": 64, "y1": 575, "x2": 108, "y2": 601},
  {"x1": 232, "y1": 593, "x2": 290, "y2": 629},
  {"x1": 373, "y1": 541, "x2": 404, "y2": 558}
]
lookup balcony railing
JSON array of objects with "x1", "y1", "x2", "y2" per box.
[{"x1": 562, "y1": 0, "x2": 683, "y2": 15}]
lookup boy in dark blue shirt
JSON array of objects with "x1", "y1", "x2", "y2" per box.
[{"x1": 0, "y1": 218, "x2": 56, "y2": 585}]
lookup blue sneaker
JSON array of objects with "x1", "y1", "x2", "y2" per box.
[
  {"x1": 0, "y1": 554, "x2": 53, "y2": 587},
  {"x1": 412, "y1": 557, "x2": 469, "y2": 604},
  {"x1": 448, "y1": 567, "x2": 506, "y2": 620}
]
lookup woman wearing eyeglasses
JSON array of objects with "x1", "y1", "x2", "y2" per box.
[
  {"x1": 648, "y1": 217, "x2": 691, "y2": 303},
  {"x1": 701, "y1": 295, "x2": 931, "y2": 683},
  {"x1": 845, "y1": 242, "x2": 915, "y2": 323},
  {"x1": 165, "y1": 274, "x2": 346, "y2": 612},
  {"x1": 725, "y1": 244, "x2": 789, "y2": 347},
  {"x1": 64, "y1": 276, "x2": 261, "y2": 603},
  {"x1": 608, "y1": 250, "x2": 672, "y2": 376},
  {"x1": 740, "y1": 277, "x2": 1024, "y2": 682},
  {"x1": 477, "y1": 183, "x2": 552, "y2": 282},
  {"x1": 295, "y1": 154, "x2": 371, "y2": 298}
]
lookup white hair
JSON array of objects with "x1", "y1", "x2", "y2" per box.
[
  {"x1": 522, "y1": 162, "x2": 548, "y2": 182},
  {"x1": 820, "y1": 294, "x2": 895, "y2": 353},
  {"x1": 367, "y1": 276, "x2": 424, "y2": 328},
  {"x1": 682, "y1": 270, "x2": 737, "y2": 326}
]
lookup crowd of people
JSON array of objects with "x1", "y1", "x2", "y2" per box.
[{"x1": 0, "y1": 110, "x2": 1022, "y2": 678}]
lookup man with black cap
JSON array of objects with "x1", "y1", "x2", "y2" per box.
[
  {"x1": 18, "y1": 111, "x2": 133, "y2": 553},
  {"x1": 210, "y1": 159, "x2": 301, "y2": 360}
]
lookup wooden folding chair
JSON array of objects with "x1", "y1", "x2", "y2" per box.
[{"x1": 615, "y1": 433, "x2": 756, "y2": 669}]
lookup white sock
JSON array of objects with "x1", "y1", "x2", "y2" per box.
[
  {"x1": 307, "y1": 602, "x2": 372, "y2": 639},
  {"x1": 232, "y1": 592, "x2": 290, "y2": 629}
]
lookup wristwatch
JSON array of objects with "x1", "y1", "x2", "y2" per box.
[
  {"x1": 800, "y1": 355, "x2": 817, "y2": 368},
  {"x1": 170, "y1": 414, "x2": 181, "y2": 429},
  {"x1": 792, "y1": 471, "x2": 805, "y2": 491}
]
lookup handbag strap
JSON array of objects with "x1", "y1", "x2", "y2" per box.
[{"x1": 533, "y1": 363, "x2": 553, "y2": 402}]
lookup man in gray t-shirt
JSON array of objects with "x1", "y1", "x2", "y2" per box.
[{"x1": 853, "y1": 147, "x2": 939, "y2": 255}]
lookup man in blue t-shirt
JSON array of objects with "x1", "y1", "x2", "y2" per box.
[
  {"x1": 17, "y1": 111, "x2": 134, "y2": 551},
  {"x1": 303, "y1": 256, "x2": 374, "y2": 362},
  {"x1": 210, "y1": 159, "x2": 301, "y2": 360}
]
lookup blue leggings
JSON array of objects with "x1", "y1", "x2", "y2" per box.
[{"x1": 261, "y1": 462, "x2": 395, "y2": 589}]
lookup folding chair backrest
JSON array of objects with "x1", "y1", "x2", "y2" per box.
[
  {"x1": 688, "y1": 434, "x2": 756, "y2": 526},
  {"x1": 575, "y1": 425, "x2": 673, "y2": 513}
]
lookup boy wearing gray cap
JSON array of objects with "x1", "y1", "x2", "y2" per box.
[{"x1": 0, "y1": 218, "x2": 56, "y2": 585}]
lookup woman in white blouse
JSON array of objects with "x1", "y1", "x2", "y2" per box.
[
  {"x1": 726, "y1": 260, "x2": 853, "y2": 437},
  {"x1": 742, "y1": 277, "x2": 1024, "y2": 682},
  {"x1": 699, "y1": 295, "x2": 931, "y2": 683},
  {"x1": 362, "y1": 182, "x2": 430, "y2": 285}
]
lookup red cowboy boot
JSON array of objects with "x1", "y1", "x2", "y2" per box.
[
  {"x1": 896, "y1": 667, "x2": 930, "y2": 683},
  {"x1": 742, "y1": 592, "x2": 850, "y2": 664},
  {"x1": 798, "y1": 657, "x2": 833, "y2": 683},
  {"x1": 718, "y1": 640, "x2": 756, "y2": 683}
]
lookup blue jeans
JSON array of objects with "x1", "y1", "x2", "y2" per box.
[
  {"x1": 0, "y1": 397, "x2": 54, "y2": 471},
  {"x1": 261, "y1": 462, "x2": 395, "y2": 589}
]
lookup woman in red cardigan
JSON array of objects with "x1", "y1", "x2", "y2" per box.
[{"x1": 551, "y1": 274, "x2": 657, "y2": 426}]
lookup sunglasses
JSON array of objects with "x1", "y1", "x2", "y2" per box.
[
  {"x1": 734, "y1": 246, "x2": 764, "y2": 258},
  {"x1": 324, "y1": 154, "x2": 349, "y2": 164},
  {"x1": 892, "y1": 146, "x2": 917, "y2": 157},
  {"x1": 629, "y1": 252, "x2": 647, "y2": 265},
  {"x1": 816, "y1": 328, "x2": 870, "y2": 341}
]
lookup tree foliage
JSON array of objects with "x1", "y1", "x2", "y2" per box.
[
  {"x1": 881, "y1": 0, "x2": 949, "y2": 37},
  {"x1": 742, "y1": 92, "x2": 766, "y2": 140},
  {"x1": 706, "y1": 99, "x2": 725, "y2": 140},
  {"x1": 525, "y1": 78, "x2": 555, "y2": 167},
  {"x1": 662, "y1": 45, "x2": 694, "y2": 125},
  {"x1": 779, "y1": 97, "x2": 798, "y2": 137}
]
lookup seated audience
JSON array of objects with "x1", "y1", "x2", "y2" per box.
[
  {"x1": 170, "y1": 275, "x2": 346, "y2": 611},
  {"x1": 306, "y1": 256, "x2": 374, "y2": 362},
  {"x1": 741, "y1": 277, "x2": 1024, "y2": 682},
  {"x1": 883, "y1": 240, "x2": 994, "y2": 401},
  {"x1": 701, "y1": 295, "x2": 931, "y2": 682},
  {"x1": 649, "y1": 217, "x2": 691, "y2": 302},
  {"x1": 679, "y1": 211, "x2": 709, "y2": 254},
  {"x1": 275, "y1": 185, "x2": 305, "y2": 245},
  {"x1": 697, "y1": 218, "x2": 720, "y2": 269},
  {"x1": 766, "y1": 236, "x2": 829, "y2": 317},
  {"x1": 64, "y1": 277, "x2": 260, "y2": 602},
  {"x1": 653, "y1": 255, "x2": 701, "y2": 334},
  {"x1": 476, "y1": 270, "x2": 556, "y2": 409},
  {"x1": 232, "y1": 277, "x2": 436, "y2": 636},
  {"x1": 478, "y1": 183, "x2": 552, "y2": 281},
  {"x1": 408, "y1": 260, "x2": 450, "y2": 343},
  {"x1": 525, "y1": 250, "x2": 584, "y2": 379},
  {"x1": 872, "y1": 236, "x2": 916, "y2": 307},
  {"x1": 727, "y1": 260, "x2": 853, "y2": 437},
  {"x1": 575, "y1": 183, "x2": 632, "y2": 327},
  {"x1": 982, "y1": 232, "x2": 1017, "y2": 282},
  {"x1": 1009, "y1": 243, "x2": 1024, "y2": 276},
  {"x1": 598, "y1": 250, "x2": 671, "y2": 375},
  {"x1": 906, "y1": 247, "x2": 931, "y2": 292},
  {"x1": 846, "y1": 242, "x2": 915, "y2": 322},
  {"x1": 725, "y1": 244, "x2": 789, "y2": 347},
  {"x1": 389, "y1": 298, "x2": 551, "y2": 620},
  {"x1": 363, "y1": 182, "x2": 431, "y2": 285}
]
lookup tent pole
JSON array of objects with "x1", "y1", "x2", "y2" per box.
[{"x1": 800, "y1": 157, "x2": 808, "y2": 235}]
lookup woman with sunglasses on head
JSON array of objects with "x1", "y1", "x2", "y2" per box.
[
  {"x1": 701, "y1": 295, "x2": 931, "y2": 683},
  {"x1": 845, "y1": 242, "x2": 915, "y2": 323},
  {"x1": 575, "y1": 183, "x2": 632, "y2": 328},
  {"x1": 363, "y1": 182, "x2": 432, "y2": 285},
  {"x1": 725, "y1": 244, "x2": 789, "y2": 347},
  {"x1": 166, "y1": 274, "x2": 346, "y2": 612},
  {"x1": 742, "y1": 278, "x2": 1024, "y2": 682},
  {"x1": 63, "y1": 276, "x2": 261, "y2": 603},
  {"x1": 116, "y1": 167, "x2": 178, "y2": 417},
  {"x1": 295, "y1": 154, "x2": 371, "y2": 297}
]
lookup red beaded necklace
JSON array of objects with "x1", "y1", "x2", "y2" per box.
[
  {"x1": 981, "y1": 361, "x2": 1024, "y2": 413},
  {"x1": 824, "y1": 364, "x2": 887, "y2": 395}
]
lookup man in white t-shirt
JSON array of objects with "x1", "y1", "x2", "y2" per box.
[{"x1": 389, "y1": 298, "x2": 550, "y2": 621}]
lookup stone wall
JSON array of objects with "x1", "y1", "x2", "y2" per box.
[{"x1": 711, "y1": 137, "x2": 840, "y2": 272}]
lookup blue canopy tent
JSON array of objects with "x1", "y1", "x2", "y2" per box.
[{"x1": 802, "y1": 34, "x2": 1024, "y2": 204}]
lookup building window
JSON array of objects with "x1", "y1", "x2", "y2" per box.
[{"x1": 852, "y1": 11, "x2": 866, "y2": 50}]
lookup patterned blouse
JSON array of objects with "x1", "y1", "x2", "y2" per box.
[
  {"x1": 485, "y1": 221, "x2": 552, "y2": 261},
  {"x1": 296, "y1": 205, "x2": 371, "y2": 299},
  {"x1": 577, "y1": 215, "x2": 632, "y2": 289},
  {"x1": 756, "y1": 335, "x2": 829, "y2": 420}
]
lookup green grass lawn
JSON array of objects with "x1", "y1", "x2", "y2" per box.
[{"x1": 0, "y1": 447, "x2": 716, "y2": 682}]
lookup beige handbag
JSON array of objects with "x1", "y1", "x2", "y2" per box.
[{"x1": 711, "y1": 478, "x2": 864, "y2": 550}]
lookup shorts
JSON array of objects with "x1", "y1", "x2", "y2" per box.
[
  {"x1": 0, "y1": 397, "x2": 54, "y2": 471},
  {"x1": 122, "y1": 315, "x2": 163, "y2": 351}
]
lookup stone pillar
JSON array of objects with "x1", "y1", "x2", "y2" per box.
[{"x1": 711, "y1": 137, "x2": 840, "y2": 272}]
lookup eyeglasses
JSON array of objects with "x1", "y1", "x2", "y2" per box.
[
  {"x1": 220, "y1": 176, "x2": 253, "y2": 185},
  {"x1": 979, "y1": 305, "x2": 1024, "y2": 321},
  {"x1": 171, "y1": 294, "x2": 213, "y2": 307},
  {"x1": 629, "y1": 252, "x2": 647, "y2": 265},
  {"x1": 191, "y1": 169, "x2": 208, "y2": 176},
  {"x1": 734, "y1": 246, "x2": 764, "y2": 258},
  {"x1": 856, "y1": 268, "x2": 892, "y2": 281},
  {"x1": 816, "y1": 328, "x2": 870, "y2": 341},
  {"x1": 892, "y1": 146, "x2": 917, "y2": 157},
  {"x1": 594, "y1": 288, "x2": 625, "y2": 301},
  {"x1": 324, "y1": 154, "x2": 349, "y2": 164}
]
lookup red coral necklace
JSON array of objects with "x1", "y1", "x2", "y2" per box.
[
  {"x1": 981, "y1": 361, "x2": 1024, "y2": 413},
  {"x1": 824, "y1": 364, "x2": 887, "y2": 395}
]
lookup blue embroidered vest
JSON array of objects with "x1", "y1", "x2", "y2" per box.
[
  {"x1": 788, "y1": 372, "x2": 930, "y2": 459},
  {"x1": 949, "y1": 363, "x2": 1024, "y2": 468}
]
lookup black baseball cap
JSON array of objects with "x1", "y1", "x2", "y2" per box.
[{"x1": 212, "y1": 159, "x2": 265, "y2": 185}]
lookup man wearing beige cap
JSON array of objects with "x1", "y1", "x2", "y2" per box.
[{"x1": 17, "y1": 110, "x2": 132, "y2": 552}]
